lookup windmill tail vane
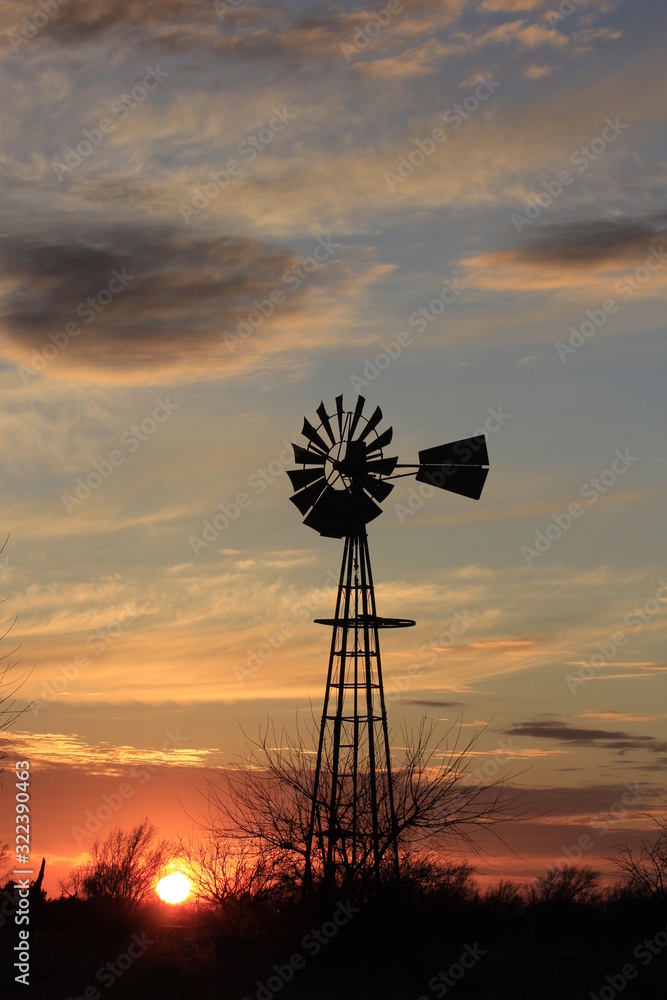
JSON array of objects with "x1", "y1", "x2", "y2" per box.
[{"x1": 287, "y1": 394, "x2": 489, "y2": 889}]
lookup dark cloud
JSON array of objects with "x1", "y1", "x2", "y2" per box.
[
  {"x1": 522, "y1": 213, "x2": 667, "y2": 264},
  {"x1": 1, "y1": 0, "x2": 458, "y2": 62},
  {"x1": 3, "y1": 0, "x2": 204, "y2": 49},
  {"x1": 0, "y1": 223, "x2": 319, "y2": 380},
  {"x1": 503, "y1": 719, "x2": 667, "y2": 757}
]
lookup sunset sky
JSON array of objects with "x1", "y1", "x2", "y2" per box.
[{"x1": 1, "y1": 0, "x2": 666, "y2": 896}]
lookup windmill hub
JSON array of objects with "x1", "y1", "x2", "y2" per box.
[
  {"x1": 323, "y1": 440, "x2": 367, "y2": 490},
  {"x1": 339, "y1": 440, "x2": 367, "y2": 477},
  {"x1": 287, "y1": 394, "x2": 490, "y2": 889}
]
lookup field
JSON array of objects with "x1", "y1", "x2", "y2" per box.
[{"x1": 2, "y1": 888, "x2": 666, "y2": 999}]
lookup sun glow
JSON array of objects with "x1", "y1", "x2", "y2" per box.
[{"x1": 156, "y1": 871, "x2": 192, "y2": 905}]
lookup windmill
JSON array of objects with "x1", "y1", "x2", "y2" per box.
[{"x1": 287, "y1": 394, "x2": 489, "y2": 889}]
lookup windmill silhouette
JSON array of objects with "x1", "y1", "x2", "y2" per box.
[{"x1": 288, "y1": 394, "x2": 489, "y2": 889}]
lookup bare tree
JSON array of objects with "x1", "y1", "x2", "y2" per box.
[
  {"x1": 482, "y1": 877, "x2": 526, "y2": 914},
  {"x1": 202, "y1": 715, "x2": 528, "y2": 893},
  {"x1": 608, "y1": 812, "x2": 667, "y2": 900},
  {"x1": 525, "y1": 864, "x2": 601, "y2": 906},
  {"x1": 179, "y1": 834, "x2": 285, "y2": 932},
  {"x1": 0, "y1": 842, "x2": 10, "y2": 883},
  {"x1": 61, "y1": 819, "x2": 174, "y2": 907},
  {"x1": 396, "y1": 851, "x2": 479, "y2": 902}
]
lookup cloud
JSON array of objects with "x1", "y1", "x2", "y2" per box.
[
  {"x1": 517, "y1": 215, "x2": 667, "y2": 264},
  {"x1": 481, "y1": 0, "x2": 546, "y2": 9},
  {"x1": 523, "y1": 63, "x2": 552, "y2": 78},
  {"x1": 503, "y1": 718, "x2": 667, "y2": 757},
  {"x1": 460, "y1": 215, "x2": 667, "y2": 296},
  {"x1": 0, "y1": 0, "x2": 464, "y2": 65},
  {"x1": 473, "y1": 19, "x2": 569, "y2": 50},
  {"x1": 4, "y1": 729, "x2": 218, "y2": 773},
  {"x1": 0, "y1": 223, "x2": 355, "y2": 382},
  {"x1": 356, "y1": 38, "x2": 454, "y2": 78},
  {"x1": 579, "y1": 711, "x2": 667, "y2": 722}
]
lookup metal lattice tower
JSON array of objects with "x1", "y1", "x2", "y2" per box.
[{"x1": 287, "y1": 395, "x2": 489, "y2": 889}]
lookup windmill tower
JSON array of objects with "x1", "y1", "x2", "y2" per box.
[{"x1": 288, "y1": 395, "x2": 489, "y2": 890}]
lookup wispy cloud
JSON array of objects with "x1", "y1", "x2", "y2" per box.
[{"x1": 503, "y1": 718, "x2": 667, "y2": 757}]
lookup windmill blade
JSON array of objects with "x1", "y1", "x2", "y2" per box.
[
  {"x1": 301, "y1": 417, "x2": 329, "y2": 454},
  {"x1": 287, "y1": 467, "x2": 326, "y2": 492},
  {"x1": 356, "y1": 491, "x2": 383, "y2": 525},
  {"x1": 362, "y1": 476, "x2": 393, "y2": 502},
  {"x1": 419, "y1": 435, "x2": 489, "y2": 467},
  {"x1": 365, "y1": 425, "x2": 393, "y2": 456},
  {"x1": 348, "y1": 395, "x2": 366, "y2": 440},
  {"x1": 357, "y1": 405, "x2": 383, "y2": 442},
  {"x1": 303, "y1": 486, "x2": 354, "y2": 537},
  {"x1": 335, "y1": 394, "x2": 345, "y2": 437},
  {"x1": 366, "y1": 455, "x2": 398, "y2": 477},
  {"x1": 290, "y1": 478, "x2": 328, "y2": 515},
  {"x1": 416, "y1": 464, "x2": 489, "y2": 500},
  {"x1": 304, "y1": 485, "x2": 382, "y2": 538},
  {"x1": 316, "y1": 401, "x2": 336, "y2": 445},
  {"x1": 293, "y1": 443, "x2": 326, "y2": 466}
]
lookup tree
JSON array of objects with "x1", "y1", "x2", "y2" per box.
[
  {"x1": 609, "y1": 813, "x2": 667, "y2": 900},
  {"x1": 525, "y1": 864, "x2": 601, "y2": 906},
  {"x1": 0, "y1": 842, "x2": 10, "y2": 883},
  {"x1": 483, "y1": 877, "x2": 525, "y2": 914},
  {"x1": 61, "y1": 820, "x2": 173, "y2": 907},
  {"x1": 179, "y1": 834, "x2": 284, "y2": 932},
  {"x1": 397, "y1": 852, "x2": 479, "y2": 904},
  {"x1": 202, "y1": 716, "x2": 527, "y2": 894}
]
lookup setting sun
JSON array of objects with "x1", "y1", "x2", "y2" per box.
[{"x1": 156, "y1": 871, "x2": 192, "y2": 905}]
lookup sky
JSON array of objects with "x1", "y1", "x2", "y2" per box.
[{"x1": 0, "y1": 0, "x2": 666, "y2": 896}]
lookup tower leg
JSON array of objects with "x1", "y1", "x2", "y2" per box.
[{"x1": 304, "y1": 532, "x2": 400, "y2": 892}]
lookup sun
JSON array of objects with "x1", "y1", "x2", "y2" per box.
[{"x1": 156, "y1": 871, "x2": 192, "y2": 905}]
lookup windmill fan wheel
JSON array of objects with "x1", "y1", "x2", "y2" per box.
[{"x1": 287, "y1": 395, "x2": 398, "y2": 538}]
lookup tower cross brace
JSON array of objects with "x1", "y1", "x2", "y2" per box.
[{"x1": 304, "y1": 531, "x2": 414, "y2": 889}]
